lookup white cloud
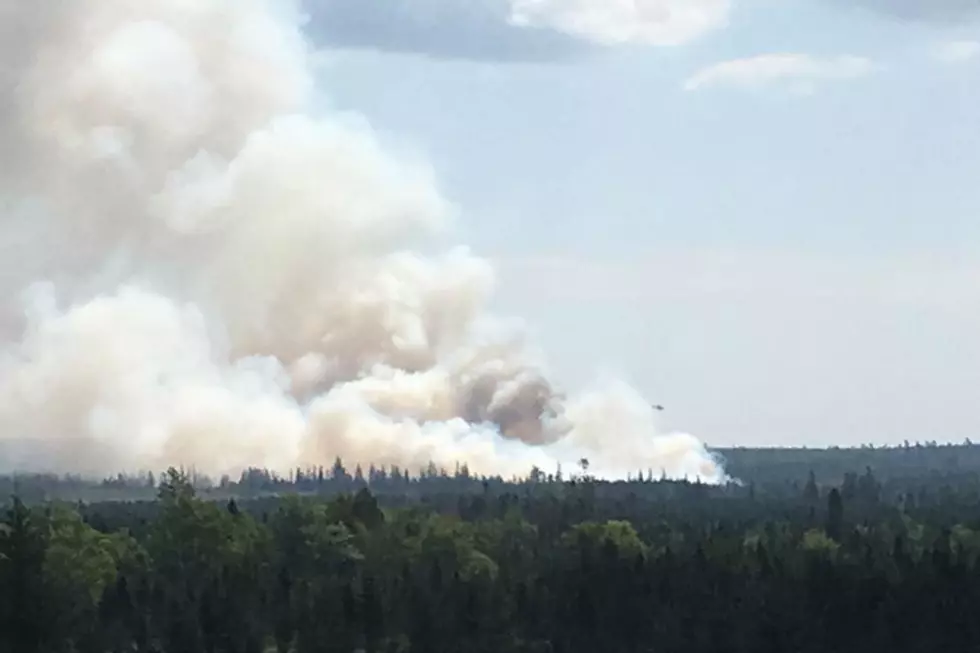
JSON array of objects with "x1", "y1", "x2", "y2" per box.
[
  {"x1": 509, "y1": 0, "x2": 732, "y2": 47},
  {"x1": 683, "y1": 53, "x2": 878, "y2": 94},
  {"x1": 302, "y1": 0, "x2": 731, "y2": 62},
  {"x1": 303, "y1": 0, "x2": 588, "y2": 62},
  {"x1": 932, "y1": 40, "x2": 980, "y2": 63}
]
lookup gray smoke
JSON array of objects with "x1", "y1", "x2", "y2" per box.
[{"x1": 0, "y1": 0, "x2": 728, "y2": 483}]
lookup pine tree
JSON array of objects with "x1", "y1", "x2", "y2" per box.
[
  {"x1": 826, "y1": 488, "x2": 844, "y2": 541},
  {"x1": 803, "y1": 470, "x2": 819, "y2": 503},
  {"x1": 0, "y1": 497, "x2": 46, "y2": 653}
]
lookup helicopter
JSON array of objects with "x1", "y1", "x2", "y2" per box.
[{"x1": 651, "y1": 403, "x2": 665, "y2": 411}]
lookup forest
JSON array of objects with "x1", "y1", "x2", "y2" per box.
[{"x1": 3, "y1": 442, "x2": 980, "y2": 652}]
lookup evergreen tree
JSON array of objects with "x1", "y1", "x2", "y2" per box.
[{"x1": 826, "y1": 488, "x2": 844, "y2": 541}]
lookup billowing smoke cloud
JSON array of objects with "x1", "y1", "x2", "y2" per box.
[
  {"x1": 301, "y1": 0, "x2": 730, "y2": 61},
  {"x1": 0, "y1": 0, "x2": 728, "y2": 484}
]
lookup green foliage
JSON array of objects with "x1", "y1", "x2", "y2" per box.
[
  {"x1": 6, "y1": 460, "x2": 980, "y2": 652},
  {"x1": 563, "y1": 520, "x2": 648, "y2": 559},
  {"x1": 801, "y1": 528, "x2": 840, "y2": 556},
  {"x1": 42, "y1": 504, "x2": 133, "y2": 602}
]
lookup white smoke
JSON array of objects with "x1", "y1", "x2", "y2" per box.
[{"x1": 0, "y1": 0, "x2": 728, "y2": 483}]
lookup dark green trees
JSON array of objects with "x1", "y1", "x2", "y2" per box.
[
  {"x1": 5, "y1": 465, "x2": 980, "y2": 652},
  {"x1": 826, "y1": 487, "x2": 844, "y2": 540},
  {"x1": 0, "y1": 497, "x2": 45, "y2": 652}
]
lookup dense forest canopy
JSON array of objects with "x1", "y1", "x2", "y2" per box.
[{"x1": 4, "y1": 442, "x2": 980, "y2": 652}]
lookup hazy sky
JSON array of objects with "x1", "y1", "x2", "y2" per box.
[{"x1": 304, "y1": 0, "x2": 980, "y2": 448}]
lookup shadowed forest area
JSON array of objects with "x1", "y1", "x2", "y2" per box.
[{"x1": 4, "y1": 443, "x2": 980, "y2": 652}]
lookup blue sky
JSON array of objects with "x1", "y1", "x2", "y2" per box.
[{"x1": 307, "y1": 0, "x2": 980, "y2": 447}]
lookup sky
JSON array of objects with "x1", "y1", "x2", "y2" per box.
[{"x1": 302, "y1": 0, "x2": 980, "y2": 449}]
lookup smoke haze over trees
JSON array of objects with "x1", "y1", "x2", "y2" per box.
[{"x1": 3, "y1": 1, "x2": 977, "y2": 651}]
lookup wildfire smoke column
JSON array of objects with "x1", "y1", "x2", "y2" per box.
[{"x1": 0, "y1": 0, "x2": 728, "y2": 483}]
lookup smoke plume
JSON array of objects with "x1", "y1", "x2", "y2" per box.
[{"x1": 0, "y1": 0, "x2": 728, "y2": 483}]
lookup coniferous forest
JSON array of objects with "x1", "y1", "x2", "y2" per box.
[{"x1": 4, "y1": 443, "x2": 980, "y2": 653}]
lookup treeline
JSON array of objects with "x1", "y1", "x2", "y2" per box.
[
  {"x1": 8, "y1": 442, "x2": 980, "y2": 508},
  {"x1": 0, "y1": 456, "x2": 730, "y2": 505},
  {"x1": 5, "y1": 467, "x2": 980, "y2": 651},
  {"x1": 719, "y1": 440, "x2": 980, "y2": 487}
]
